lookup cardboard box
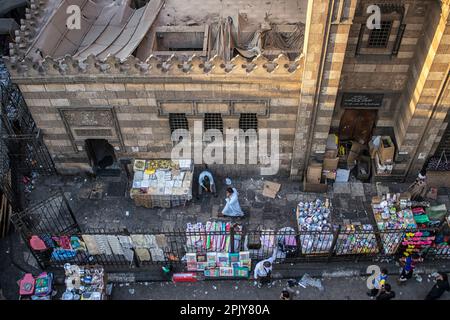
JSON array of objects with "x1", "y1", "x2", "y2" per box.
[
  {"x1": 379, "y1": 136, "x2": 395, "y2": 163},
  {"x1": 325, "y1": 149, "x2": 338, "y2": 159},
  {"x1": 322, "y1": 170, "x2": 336, "y2": 180},
  {"x1": 347, "y1": 141, "x2": 363, "y2": 164},
  {"x1": 303, "y1": 180, "x2": 328, "y2": 193},
  {"x1": 306, "y1": 163, "x2": 323, "y2": 184},
  {"x1": 323, "y1": 157, "x2": 339, "y2": 171}
]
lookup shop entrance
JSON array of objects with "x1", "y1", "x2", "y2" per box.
[
  {"x1": 85, "y1": 139, "x2": 120, "y2": 176},
  {"x1": 338, "y1": 109, "x2": 377, "y2": 145}
]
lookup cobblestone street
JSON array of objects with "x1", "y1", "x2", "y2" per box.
[{"x1": 26, "y1": 170, "x2": 450, "y2": 233}]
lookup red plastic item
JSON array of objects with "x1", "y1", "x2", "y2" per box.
[
  {"x1": 29, "y1": 236, "x2": 47, "y2": 251},
  {"x1": 172, "y1": 273, "x2": 197, "y2": 282},
  {"x1": 19, "y1": 273, "x2": 35, "y2": 296}
]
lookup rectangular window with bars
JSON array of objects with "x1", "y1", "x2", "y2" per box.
[
  {"x1": 169, "y1": 113, "x2": 189, "y2": 133},
  {"x1": 203, "y1": 113, "x2": 223, "y2": 133},
  {"x1": 367, "y1": 21, "x2": 392, "y2": 48},
  {"x1": 239, "y1": 113, "x2": 258, "y2": 132}
]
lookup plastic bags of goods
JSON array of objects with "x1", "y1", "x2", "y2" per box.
[
  {"x1": 62, "y1": 264, "x2": 105, "y2": 300},
  {"x1": 296, "y1": 199, "x2": 334, "y2": 254}
]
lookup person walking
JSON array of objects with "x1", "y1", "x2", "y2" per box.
[
  {"x1": 376, "y1": 283, "x2": 395, "y2": 300},
  {"x1": 220, "y1": 187, "x2": 244, "y2": 217},
  {"x1": 367, "y1": 268, "x2": 388, "y2": 298},
  {"x1": 197, "y1": 170, "x2": 217, "y2": 199},
  {"x1": 398, "y1": 253, "x2": 423, "y2": 283},
  {"x1": 425, "y1": 272, "x2": 450, "y2": 300}
]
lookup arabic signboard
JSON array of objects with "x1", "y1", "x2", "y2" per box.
[{"x1": 341, "y1": 93, "x2": 384, "y2": 108}]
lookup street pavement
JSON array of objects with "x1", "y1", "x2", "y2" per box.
[{"x1": 110, "y1": 276, "x2": 450, "y2": 300}]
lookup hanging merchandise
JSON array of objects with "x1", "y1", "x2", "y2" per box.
[
  {"x1": 372, "y1": 193, "x2": 417, "y2": 254},
  {"x1": 185, "y1": 221, "x2": 240, "y2": 254},
  {"x1": 30, "y1": 235, "x2": 87, "y2": 263},
  {"x1": 296, "y1": 199, "x2": 335, "y2": 254}
]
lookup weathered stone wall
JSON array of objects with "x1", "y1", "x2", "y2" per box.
[
  {"x1": 18, "y1": 72, "x2": 302, "y2": 176},
  {"x1": 333, "y1": 0, "x2": 430, "y2": 129}
]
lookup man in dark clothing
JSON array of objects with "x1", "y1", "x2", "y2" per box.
[
  {"x1": 376, "y1": 283, "x2": 395, "y2": 300},
  {"x1": 425, "y1": 272, "x2": 450, "y2": 300}
]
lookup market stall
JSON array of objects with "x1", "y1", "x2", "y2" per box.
[
  {"x1": 61, "y1": 264, "x2": 109, "y2": 300},
  {"x1": 371, "y1": 193, "x2": 417, "y2": 254},
  {"x1": 334, "y1": 223, "x2": 378, "y2": 255},
  {"x1": 130, "y1": 159, "x2": 193, "y2": 208},
  {"x1": 296, "y1": 199, "x2": 335, "y2": 255},
  {"x1": 184, "y1": 221, "x2": 250, "y2": 278}
]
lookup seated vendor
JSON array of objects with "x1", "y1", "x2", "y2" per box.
[{"x1": 198, "y1": 170, "x2": 217, "y2": 198}]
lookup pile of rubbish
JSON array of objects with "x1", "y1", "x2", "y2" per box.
[{"x1": 288, "y1": 273, "x2": 324, "y2": 292}]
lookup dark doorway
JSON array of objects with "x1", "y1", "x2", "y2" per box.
[
  {"x1": 339, "y1": 109, "x2": 377, "y2": 144},
  {"x1": 85, "y1": 139, "x2": 120, "y2": 176}
]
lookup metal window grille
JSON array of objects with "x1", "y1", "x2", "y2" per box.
[
  {"x1": 239, "y1": 113, "x2": 258, "y2": 132},
  {"x1": 204, "y1": 113, "x2": 223, "y2": 133},
  {"x1": 169, "y1": 113, "x2": 189, "y2": 133},
  {"x1": 368, "y1": 21, "x2": 392, "y2": 48}
]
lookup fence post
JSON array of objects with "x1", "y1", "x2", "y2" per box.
[
  {"x1": 230, "y1": 223, "x2": 236, "y2": 253},
  {"x1": 328, "y1": 225, "x2": 341, "y2": 262}
]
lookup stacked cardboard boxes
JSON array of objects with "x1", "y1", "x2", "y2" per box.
[
  {"x1": 322, "y1": 134, "x2": 339, "y2": 180},
  {"x1": 375, "y1": 136, "x2": 395, "y2": 175}
]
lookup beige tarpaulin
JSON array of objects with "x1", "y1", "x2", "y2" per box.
[{"x1": 26, "y1": 0, "x2": 163, "y2": 62}]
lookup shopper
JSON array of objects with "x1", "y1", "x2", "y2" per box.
[
  {"x1": 254, "y1": 259, "x2": 273, "y2": 288},
  {"x1": 408, "y1": 171, "x2": 427, "y2": 201},
  {"x1": 220, "y1": 187, "x2": 244, "y2": 217},
  {"x1": 197, "y1": 170, "x2": 217, "y2": 199},
  {"x1": 367, "y1": 268, "x2": 388, "y2": 298},
  {"x1": 425, "y1": 272, "x2": 450, "y2": 300},
  {"x1": 398, "y1": 253, "x2": 423, "y2": 283},
  {"x1": 376, "y1": 283, "x2": 395, "y2": 300},
  {"x1": 280, "y1": 290, "x2": 292, "y2": 300}
]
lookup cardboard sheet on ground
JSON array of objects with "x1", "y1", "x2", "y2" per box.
[{"x1": 262, "y1": 181, "x2": 281, "y2": 199}]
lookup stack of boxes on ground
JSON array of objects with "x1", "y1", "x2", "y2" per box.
[
  {"x1": 130, "y1": 159, "x2": 193, "y2": 208},
  {"x1": 62, "y1": 264, "x2": 108, "y2": 300},
  {"x1": 370, "y1": 136, "x2": 396, "y2": 175},
  {"x1": 185, "y1": 221, "x2": 251, "y2": 278}
]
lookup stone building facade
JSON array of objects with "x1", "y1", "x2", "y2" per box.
[{"x1": 3, "y1": 0, "x2": 450, "y2": 182}]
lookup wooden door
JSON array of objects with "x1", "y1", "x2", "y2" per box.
[{"x1": 339, "y1": 109, "x2": 377, "y2": 144}]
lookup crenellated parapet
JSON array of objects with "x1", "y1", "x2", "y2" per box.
[
  {"x1": 4, "y1": 53, "x2": 304, "y2": 79},
  {"x1": 9, "y1": 0, "x2": 49, "y2": 62}
]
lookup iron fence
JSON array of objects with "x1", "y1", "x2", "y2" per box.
[
  {"x1": 17, "y1": 226, "x2": 450, "y2": 271},
  {"x1": 9, "y1": 191, "x2": 450, "y2": 271}
]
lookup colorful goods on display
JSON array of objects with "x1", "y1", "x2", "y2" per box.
[
  {"x1": 372, "y1": 193, "x2": 417, "y2": 254},
  {"x1": 81, "y1": 233, "x2": 168, "y2": 263},
  {"x1": 400, "y1": 231, "x2": 435, "y2": 256},
  {"x1": 29, "y1": 235, "x2": 88, "y2": 262},
  {"x1": 62, "y1": 264, "x2": 106, "y2": 300},
  {"x1": 296, "y1": 199, "x2": 334, "y2": 254},
  {"x1": 185, "y1": 221, "x2": 242, "y2": 253},
  {"x1": 186, "y1": 251, "x2": 251, "y2": 278},
  {"x1": 335, "y1": 224, "x2": 379, "y2": 255},
  {"x1": 130, "y1": 159, "x2": 193, "y2": 208},
  {"x1": 18, "y1": 272, "x2": 53, "y2": 300}
]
